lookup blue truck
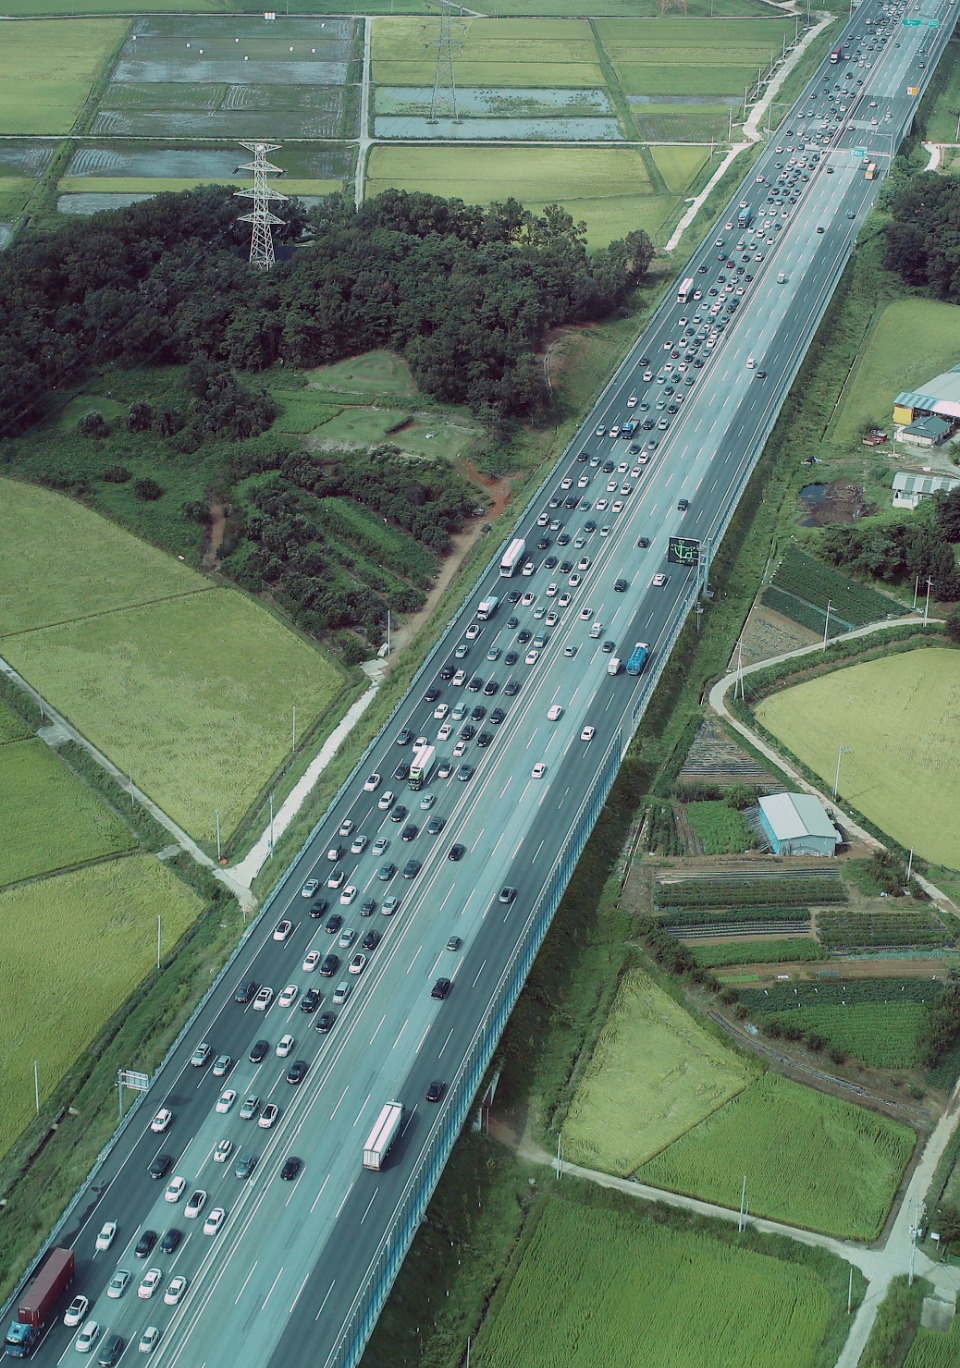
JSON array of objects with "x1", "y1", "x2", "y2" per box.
[{"x1": 626, "y1": 642, "x2": 650, "y2": 676}]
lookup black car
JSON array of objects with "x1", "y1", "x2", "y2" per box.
[
  {"x1": 423, "y1": 687, "x2": 440, "y2": 703},
  {"x1": 537, "y1": 538, "x2": 550, "y2": 551},
  {"x1": 249, "y1": 1039, "x2": 269, "y2": 1063},
  {"x1": 498, "y1": 886, "x2": 517, "y2": 904},
  {"x1": 235, "y1": 979, "x2": 257, "y2": 1004},
  {"x1": 438, "y1": 664, "x2": 454, "y2": 681},
  {"x1": 602, "y1": 461, "x2": 615, "y2": 473},
  {"x1": 468, "y1": 676, "x2": 483, "y2": 692},
  {"x1": 470, "y1": 705, "x2": 486, "y2": 721},
  {"x1": 431, "y1": 978, "x2": 452, "y2": 1000},
  {"x1": 507, "y1": 590, "x2": 521, "y2": 604},
  {"x1": 448, "y1": 843, "x2": 466, "y2": 862},
  {"x1": 544, "y1": 556, "x2": 558, "y2": 570},
  {"x1": 483, "y1": 680, "x2": 498, "y2": 696},
  {"x1": 135, "y1": 1230, "x2": 157, "y2": 1259},
  {"x1": 564, "y1": 496, "x2": 578, "y2": 509},
  {"x1": 98, "y1": 1335, "x2": 124, "y2": 1367},
  {"x1": 325, "y1": 913, "x2": 343, "y2": 935},
  {"x1": 401, "y1": 824, "x2": 418, "y2": 842},
  {"x1": 628, "y1": 443, "x2": 641, "y2": 455},
  {"x1": 287, "y1": 1060, "x2": 308, "y2": 1085},
  {"x1": 637, "y1": 536, "x2": 650, "y2": 549},
  {"x1": 507, "y1": 616, "x2": 519, "y2": 628},
  {"x1": 477, "y1": 732, "x2": 492, "y2": 748},
  {"x1": 426, "y1": 816, "x2": 445, "y2": 835},
  {"x1": 426, "y1": 1080, "x2": 446, "y2": 1103},
  {"x1": 503, "y1": 680, "x2": 520, "y2": 696},
  {"x1": 490, "y1": 707, "x2": 506, "y2": 724},
  {"x1": 396, "y1": 729, "x2": 413, "y2": 746},
  {"x1": 361, "y1": 929, "x2": 381, "y2": 952},
  {"x1": 756, "y1": 370, "x2": 767, "y2": 379},
  {"x1": 678, "y1": 498, "x2": 689, "y2": 511},
  {"x1": 505, "y1": 651, "x2": 519, "y2": 666},
  {"x1": 378, "y1": 862, "x2": 396, "y2": 881},
  {"x1": 557, "y1": 532, "x2": 571, "y2": 545},
  {"x1": 517, "y1": 629, "x2": 531, "y2": 644},
  {"x1": 614, "y1": 578, "x2": 629, "y2": 592},
  {"x1": 280, "y1": 1156, "x2": 303, "y2": 1181},
  {"x1": 148, "y1": 1153, "x2": 172, "y2": 1180},
  {"x1": 320, "y1": 954, "x2": 339, "y2": 977},
  {"x1": 315, "y1": 1012, "x2": 336, "y2": 1034},
  {"x1": 390, "y1": 805, "x2": 408, "y2": 823},
  {"x1": 584, "y1": 520, "x2": 597, "y2": 533},
  {"x1": 559, "y1": 560, "x2": 573, "y2": 574},
  {"x1": 460, "y1": 724, "x2": 475, "y2": 741},
  {"x1": 577, "y1": 449, "x2": 590, "y2": 461},
  {"x1": 159, "y1": 1228, "x2": 182, "y2": 1255},
  {"x1": 403, "y1": 859, "x2": 421, "y2": 879},
  {"x1": 300, "y1": 989, "x2": 321, "y2": 1013},
  {"x1": 309, "y1": 897, "x2": 329, "y2": 919},
  {"x1": 393, "y1": 762, "x2": 410, "y2": 781}
]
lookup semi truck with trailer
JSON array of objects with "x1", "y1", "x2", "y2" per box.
[
  {"x1": 363, "y1": 1102, "x2": 405, "y2": 1170},
  {"x1": 677, "y1": 276, "x2": 694, "y2": 303},
  {"x1": 476, "y1": 594, "x2": 499, "y2": 621},
  {"x1": 499, "y1": 538, "x2": 526, "y2": 578},
  {"x1": 408, "y1": 745, "x2": 434, "y2": 791},
  {"x1": 830, "y1": 45, "x2": 842, "y2": 62},
  {"x1": 626, "y1": 642, "x2": 650, "y2": 676},
  {"x1": 4, "y1": 1248, "x2": 75, "y2": 1358}
]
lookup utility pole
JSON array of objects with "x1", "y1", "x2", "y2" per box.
[
  {"x1": 822, "y1": 598, "x2": 833, "y2": 648},
  {"x1": 215, "y1": 808, "x2": 221, "y2": 863},
  {"x1": 923, "y1": 577, "x2": 933, "y2": 625},
  {"x1": 833, "y1": 744, "x2": 851, "y2": 800}
]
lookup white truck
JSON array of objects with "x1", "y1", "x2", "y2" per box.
[
  {"x1": 607, "y1": 657, "x2": 621, "y2": 675},
  {"x1": 477, "y1": 594, "x2": 499, "y2": 621},
  {"x1": 363, "y1": 1101, "x2": 405, "y2": 1170}
]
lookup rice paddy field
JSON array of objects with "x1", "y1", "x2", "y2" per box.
[
  {"x1": 598, "y1": 17, "x2": 796, "y2": 99},
  {"x1": 755, "y1": 649, "x2": 960, "y2": 869},
  {"x1": 637, "y1": 1074, "x2": 915, "y2": 1239},
  {"x1": 904, "y1": 1315, "x2": 960, "y2": 1367},
  {"x1": 563, "y1": 971, "x2": 755, "y2": 1174},
  {"x1": 0, "y1": 140, "x2": 57, "y2": 221},
  {"x1": 0, "y1": 740, "x2": 136, "y2": 886},
  {"x1": 0, "y1": 20, "x2": 127, "y2": 136},
  {"x1": 0, "y1": 856, "x2": 202, "y2": 1160},
  {"x1": 767, "y1": 1004, "x2": 927, "y2": 1070},
  {"x1": 366, "y1": 144, "x2": 677, "y2": 247},
  {"x1": 473, "y1": 1197, "x2": 837, "y2": 1368},
  {"x1": 372, "y1": 17, "x2": 604, "y2": 90}
]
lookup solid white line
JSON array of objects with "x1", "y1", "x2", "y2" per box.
[
  {"x1": 415, "y1": 1024, "x2": 430, "y2": 1055},
  {"x1": 310, "y1": 1174, "x2": 330, "y2": 1215},
  {"x1": 235, "y1": 1261, "x2": 258, "y2": 1305},
  {"x1": 330, "y1": 1086, "x2": 349, "y2": 1120},
  {"x1": 314, "y1": 1281, "x2": 336, "y2": 1323}
]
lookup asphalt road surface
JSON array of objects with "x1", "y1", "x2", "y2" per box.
[{"x1": 16, "y1": 2, "x2": 956, "y2": 1364}]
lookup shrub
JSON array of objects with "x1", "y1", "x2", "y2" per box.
[
  {"x1": 102, "y1": 465, "x2": 132, "y2": 484},
  {"x1": 79, "y1": 411, "x2": 110, "y2": 438},
  {"x1": 134, "y1": 478, "x2": 164, "y2": 502}
]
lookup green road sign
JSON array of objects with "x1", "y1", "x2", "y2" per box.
[
  {"x1": 668, "y1": 536, "x2": 701, "y2": 567},
  {"x1": 902, "y1": 18, "x2": 920, "y2": 25},
  {"x1": 853, "y1": 146, "x2": 867, "y2": 157}
]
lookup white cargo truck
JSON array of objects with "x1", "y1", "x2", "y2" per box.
[{"x1": 363, "y1": 1101, "x2": 405, "y2": 1170}]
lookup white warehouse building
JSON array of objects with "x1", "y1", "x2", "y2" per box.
[{"x1": 757, "y1": 793, "x2": 841, "y2": 857}]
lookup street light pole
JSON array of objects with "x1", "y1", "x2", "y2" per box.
[
  {"x1": 923, "y1": 577, "x2": 933, "y2": 625},
  {"x1": 157, "y1": 914, "x2": 162, "y2": 970},
  {"x1": 215, "y1": 808, "x2": 221, "y2": 863},
  {"x1": 822, "y1": 599, "x2": 833, "y2": 649},
  {"x1": 833, "y1": 744, "x2": 851, "y2": 800}
]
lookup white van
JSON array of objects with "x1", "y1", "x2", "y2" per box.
[{"x1": 746, "y1": 356, "x2": 756, "y2": 368}]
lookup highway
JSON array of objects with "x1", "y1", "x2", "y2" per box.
[{"x1": 11, "y1": 1, "x2": 957, "y2": 1364}]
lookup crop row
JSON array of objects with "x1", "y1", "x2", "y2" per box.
[
  {"x1": 656, "y1": 878, "x2": 847, "y2": 909},
  {"x1": 770, "y1": 547, "x2": 907, "y2": 627},
  {"x1": 662, "y1": 906, "x2": 811, "y2": 927},
  {"x1": 761, "y1": 585, "x2": 844, "y2": 636},
  {"x1": 736, "y1": 979, "x2": 944, "y2": 1012},
  {"x1": 691, "y1": 939, "x2": 829, "y2": 968},
  {"x1": 766, "y1": 1004, "x2": 926, "y2": 1070},
  {"x1": 817, "y1": 913, "x2": 953, "y2": 949}
]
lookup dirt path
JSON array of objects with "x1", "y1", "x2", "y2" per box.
[{"x1": 203, "y1": 500, "x2": 226, "y2": 571}]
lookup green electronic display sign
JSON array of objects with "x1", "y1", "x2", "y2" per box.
[{"x1": 667, "y1": 536, "x2": 701, "y2": 567}]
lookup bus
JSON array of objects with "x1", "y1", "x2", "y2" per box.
[
  {"x1": 677, "y1": 276, "x2": 694, "y2": 303},
  {"x1": 499, "y1": 537, "x2": 526, "y2": 577},
  {"x1": 864, "y1": 161, "x2": 877, "y2": 180},
  {"x1": 363, "y1": 1101, "x2": 405, "y2": 1170},
  {"x1": 409, "y1": 745, "x2": 434, "y2": 790}
]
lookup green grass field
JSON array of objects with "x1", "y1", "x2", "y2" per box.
[
  {"x1": 307, "y1": 404, "x2": 481, "y2": 462},
  {"x1": 0, "y1": 478, "x2": 209, "y2": 636},
  {"x1": 308, "y1": 350, "x2": 417, "y2": 399},
  {"x1": 598, "y1": 17, "x2": 795, "y2": 98},
  {"x1": 767, "y1": 1004, "x2": 926, "y2": 1070},
  {"x1": 474, "y1": 1198, "x2": 834, "y2": 1368},
  {"x1": 564, "y1": 971, "x2": 755, "y2": 1173},
  {"x1": 0, "y1": 856, "x2": 202, "y2": 1160},
  {"x1": 638, "y1": 1074, "x2": 914, "y2": 1238},
  {"x1": 372, "y1": 16, "x2": 604, "y2": 88},
  {"x1": 686, "y1": 800, "x2": 755, "y2": 853},
  {"x1": 833, "y1": 299, "x2": 960, "y2": 445},
  {"x1": 0, "y1": 21, "x2": 127, "y2": 135},
  {"x1": 651, "y1": 143, "x2": 711, "y2": 194},
  {"x1": 0, "y1": 741, "x2": 136, "y2": 886},
  {"x1": 756, "y1": 649, "x2": 960, "y2": 869},
  {"x1": 0, "y1": 702, "x2": 32, "y2": 746},
  {"x1": 366, "y1": 145, "x2": 674, "y2": 247},
  {"x1": 690, "y1": 938, "x2": 830, "y2": 968},
  {"x1": 57, "y1": 177, "x2": 340, "y2": 196},
  {"x1": 2, "y1": 588, "x2": 344, "y2": 842}
]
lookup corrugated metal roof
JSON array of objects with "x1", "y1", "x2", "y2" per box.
[
  {"x1": 895, "y1": 364, "x2": 960, "y2": 415},
  {"x1": 893, "y1": 472, "x2": 960, "y2": 495},
  {"x1": 759, "y1": 793, "x2": 837, "y2": 841},
  {"x1": 903, "y1": 414, "x2": 952, "y2": 437}
]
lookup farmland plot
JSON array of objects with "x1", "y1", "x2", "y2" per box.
[
  {"x1": 474, "y1": 1198, "x2": 835, "y2": 1368},
  {"x1": 372, "y1": 17, "x2": 604, "y2": 88},
  {"x1": 0, "y1": 21, "x2": 126, "y2": 136},
  {"x1": 598, "y1": 18, "x2": 795, "y2": 99}
]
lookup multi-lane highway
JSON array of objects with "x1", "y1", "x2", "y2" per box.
[{"x1": 9, "y1": 1, "x2": 957, "y2": 1364}]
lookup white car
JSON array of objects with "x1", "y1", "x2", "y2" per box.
[
  {"x1": 184, "y1": 1190, "x2": 207, "y2": 1220},
  {"x1": 338, "y1": 927, "x2": 356, "y2": 949},
  {"x1": 532, "y1": 762, "x2": 546, "y2": 779},
  {"x1": 433, "y1": 703, "x2": 448, "y2": 720},
  {"x1": 579, "y1": 607, "x2": 592, "y2": 620},
  {"x1": 525, "y1": 650, "x2": 540, "y2": 665},
  {"x1": 377, "y1": 791, "x2": 395, "y2": 811},
  {"x1": 560, "y1": 475, "x2": 573, "y2": 489},
  {"x1": 138, "y1": 1268, "x2": 163, "y2": 1300},
  {"x1": 340, "y1": 885, "x2": 358, "y2": 906},
  {"x1": 302, "y1": 950, "x2": 321, "y2": 972},
  {"x1": 589, "y1": 623, "x2": 603, "y2": 638},
  {"x1": 558, "y1": 593, "x2": 571, "y2": 609},
  {"x1": 276, "y1": 1033, "x2": 295, "y2": 1057},
  {"x1": 300, "y1": 879, "x2": 319, "y2": 899},
  {"x1": 545, "y1": 582, "x2": 558, "y2": 597},
  {"x1": 95, "y1": 1222, "x2": 117, "y2": 1252},
  {"x1": 363, "y1": 773, "x2": 380, "y2": 792},
  {"x1": 164, "y1": 1176, "x2": 186, "y2": 1204},
  {"x1": 372, "y1": 837, "x2": 389, "y2": 856},
  {"x1": 164, "y1": 1275, "x2": 189, "y2": 1306},
  {"x1": 652, "y1": 573, "x2": 667, "y2": 587},
  {"x1": 581, "y1": 726, "x2": 596, "y2": 743},
  {"x1": 577, "y1": 474, "x2": 589, "y2": 487},
  {"x1": 607, "y1": 478, "x2": 618, "y2": 493},
  {"x1": 547, "y1": 705, "x2": 563, "y2": 721},
  {"x1": 214, "y1": 1139, "x2": 233, "y2": 1163},
  {"x1": 326, "y1": 868, "x2": 345, "y2": 889},
  {"x1": 278, "y1": 984, "x2": 298, "y2": 1008},
  {"x1": 106, "y1": 1270, "x2": 129, "y2": 1302},
  {"x1": 438, "y1": 722, "x2": 452, "y2": 741},
  {"x1": 215, "y1": 1089, "x2": 237, "y2": 1114},
  {"x1": 546, "y1": 610, "x2": 559, "y2": 626},
  {"x1": 253, "y1": 987, "x2": 273, "y2": 1011},
  {"x1": 350, "y1": 834, "x2": 368, "y2": 854},
  {"x1": 568, "y1": 573, "x2": 582, "y2": 588},
  {"x1": 612, "y1": 500, "x2": 624, "y2": 514},
  {"x1": 204, "y1": 1208, "x2": 226, "y2": 1237},
  {"x1": 139, "y1": 1326, "x2": 162, "y2": 1355},
  {"x1": 349, "y1": 952, "x2": 367, "y2": 976},
  {"x1": 595, "y1": 498, "x2": 608, "y2": 511},
  {"x1": 259, "y1": 1103, "x2": 279, "y2": 1129},
  {"x1": 150, "y1": 1108, "x2": 172, "y2": 1134},
  {"x1": 273, "y1": 919, "x2": 292, "y2": 941},
  {"x1": 626, "y1": 395, "x2": 638, "y2": 408},
  {"x1": 452, "y1": 739, "x2": 467, "y2": 758},
  {"x1": 74, "y1": 1320, "x2": 101, "y2": 1354},
  {"x1": 420, "y1": 793, "x2": 436, "y2": 809},
  {"x1": 520, "y1": 592, "x2": 535, "y2": 607},
  {"x1": 64, "y1": 1295, "x2": 89, "y2": 1327}
]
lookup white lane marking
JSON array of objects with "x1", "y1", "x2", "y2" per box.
[
  {"x1": 261, "y1": 1266, "x2": 284, "y2": 1309},
  {"x1": 437, "y1": 1027, "x2": 455, "y2": 1059},
  {"x1": 290, "y1": 1267, "x2": 313, "y2": 1313},
  {"x1": 471, "y1": 960, "x2": 486, "y2": 988},
  {"x1": 360, "y1": 1190, "x2": 378, "y2": 1225},
  {"x1": 330, "y1": 1086, "x2": 349, "y2": 1119},
  {"x1": 335, "y1": 1183, "x2": 354, "y2": 1219},
  {"x1": 235, "y1": 1261, "x2": 258, "y2": 1304},
  {"x1": 406, "y1": 945, "x2": 422, "y2": 974},
  {"x1": 310, "y1": 1174, "x2": 330, "y2": 1214},
  {"x1": 415, "y1": 1023, "x2": 431, "y2": 1054},
  {"x1": 370, "y1": 1014, "x2": 386, "y2": 1045},
  {"x1": 314, "y1": 1281, "x2": 337, "y2": 1322},
  {"x1": 353, "y1": 1092, "x2": 371, "y2": 1128}
]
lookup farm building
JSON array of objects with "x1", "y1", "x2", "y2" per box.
[
  {"x1": 892, "y1": 471, "x2": 960, "y2": 510},
  {"x1": 757, "y1": 794, "x2": 840, "y2": 857},
  {"x1": 893, "y1": 364, "x2": 960, "y2": 442}
]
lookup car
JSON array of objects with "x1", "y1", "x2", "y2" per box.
[
  {"x1": 437, "y1": 721, "x2": 452, "y2": 741},
  {"x1": 300, "y1": 879, "x2": 319, "y2": 899},
  {"x1": 372, "y1": 836, "x2": 389, "y2": 857},
  {"x1": 135, "y1": 1230, "x2": 157, "y2": 1260},
  {"x1": 190, "y1": 1042, "x2": 212, "y2": 1068},
  {"x1": 432, "y1": 702, "x2": 449, "y2": 721},
  {"x1": 396, "y1": 728, "x2": 413, "y2": 746},
  {"x1": 426, "y1": 1080, "x2": 447, "y2": 1103},
  {"x1": 431, "y1": 978, "x2": 452, "y2": 1000},
  {"x1": 626, "y1": 395, "x2": 638, "y2": 409},
  {"x1": 360, "y1": 927, "x2": 382, "y2": 953},
  {"x1": 595, "y1": 425, "x2": 605, "y2": 436},
  {"x1": 164, "y1": 1275, "x2": 188, "y2": 1306},
  {"x1": 148, "y1": 1153, "x2": 172, "y2": 1181},
  {"x1": 332, "y1": 981, "x2": 352, "y2": 1006},
  {"x1": 204, "y1": 1207, "x2": 226, "y2": 1236},
  {"x1": 273, "y1": 919, "x2": 292, "y2": 941},
  {"x1": 214, "y1": 1138, "x2": 233, "y2": 1164},
  {"x1": 211, "y1": 1053, "x2": 232, "y2": 1078},
  {"x1": 403, "y1": 859, "x2": 422, "y2": 879},
  {"x1": 363, "y1": 773, "x2": 381, "y2": 792},
  {"x1": 563, "y1": 645, "x2": 578, "y2": 658},
  {"x1": 448, "y1": 843, "x2": 466, "y2": 862},
  {"x1": 320, "y1": 951, "x2": 340, "y2": 975},
  {"x1": 95, "y1": 1221, "x2": 118, "y2": 1251},
  {"x1": 756, "y1": 370, "x2": 767, "y2": 379},
  {"x1": 97, "y1": 1335, "x2": 125, "y2": 1367},
  {"x1": 581, "y1": 726, "x2": 596, "y2": 742},
  {"x1": 252, "y1": 984, "x2": 274, "y2": 1011},
  {"x1": 349, "y1": 952, "x2": 367, "y2": 976},
  {"x1": 677, "y1": 498, "x2": 689, "y2": 511},
  {"x1": 504, "y1": 650, "x2": 519, "y2": 666},
  {"x1": 377, "y1": 790, "x2": 395, "y2": 811},
  {"x1": 339, "y1": 885, "x2": 357, "y2": 906},
  {"x1": 547, "y1": 704, "x2": 563, "y2": 721},
  {"x1": 315, "y1": 1011, "x2": 336, "y2": 1034},
  {"x1": 359, "y1": 897, "x2": 377, "y2": 919},
  {"x1": 614, "y1": 578, "x2": 629, "y2": 593},
  {"x1": 106, "y1": 1268, "x2": 130, "y2": 1300},
  {"x1": 139, "y1": 1326, "x2": 162, "y2": 1355},
  {"x1": 503, "y1": 679, "x2": 521, "y2": 697},
  {"x1": 817, "y1": 225, "x2": 824, "y2": 233},
  {"x1": 589, "y1": 623, "x2": 603, "y2": 638},
  {"x1": 390, "y1": 805, "x2": 408, "y2": 823},
  {"x1": 285, "y1": 1057, "x2": 308, "y2": 1084},
  {"x1": 149, "y1": 1107, "x2": 173, "y2": 1134},
  {"x1": 602, "y1": 640, "x2": 616, "y2": 653},
  {"x1": 336, "y1": 924, "x2": 357, "y2": 949},
  {"x1": 75, "y1": 1321, "x2": 102, "y2": 1354},
  {"x1": 326, "y1": 868, "x2": 345, "y2": 889},
  {"x1": 456, "y1": 764, "x2": 474, "y2": 782},
  {"x1": 350, "y1": 834, "x2": 368, "y2": 855},
  {"x1": 377, "y1": 861, "x2": 396, "y2": 882},
  {"x1": 65, "y1": 1295, "x2": 90, "y2": 1328},
  {"x1": 281, "y1": 1156, "x2": 303, "y2": 1181},
  {"x1": 301, "y1": 950, "x2": 321, "y2": 975},
  {"x1": 160, "y1": 1230, "x2": 183, "y2": 1260},
  {"x1": 138, "y1": 1268, "x2": 162, "y2": 1300},
  {"x1": 324, "y1": 913, "x2": 343, "y2": 935},
  {"x1": 309, "y1": 898, "x2": 329, "y2": 920},
  {"x1": 567, "y1": 573, "x2": 581, "y2": 589},
  {"x1": 301, "y1": 987, "x2": 321, "y2": 1014},
  {"x1": 525, "y1": 649, "x2": 540, "y2": 665},
  {"x1": 276, "y1": 1032, "x2": 295, "y2": 1058},
  {"x1": 652, "y1": 573, "x2": 667, "y2": 587},
  {"x1": 579, "y1": 606, "x2": 593, "y2": 620},
  {"x1": 400, "y1": 823, "x2": 418, "y2": 843},
  {"x1": 498, "y1": 886, "x2": 516, "y2": 904},
  {"x1": 532, "y1": 762, "x2": 546, "y2": 779},
  {"x1": 239, "y1": 1095, "x2": 261, "y2": 1120},
  {"x1": 468, "y1": 676, "x2": 483, "y2": 692},
  {"x1": 183, "y1": 1189, "x2": 207, "y2": 1220}
]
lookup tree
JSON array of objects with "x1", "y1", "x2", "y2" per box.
[
  {"x1": 134, "y1": 477, "x2": 164, "y2": 502},
  {"x1": 79, "y1": 410, "x2": 109, "y2": 438},
  {"x1": 946, "y1": 606, "x2": 960, "y2": 644}
]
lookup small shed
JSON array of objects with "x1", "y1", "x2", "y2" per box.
[
  {"x1": 892, "y1": 471, "x2": 960, "y2": 510},
  {"x1": 757, "y1": 794, "x2": 840, "y2": 857},
  {"x1": 901, "y1": 414, "x2": 953, "y2": 448}
]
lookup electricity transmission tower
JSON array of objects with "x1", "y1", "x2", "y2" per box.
[
  {"x1": 659, "y1": 0, "x2": 688, "y2": 14},
  {"x1": 430, "y1": 0, "x2": 460, "y2": 123},
  {"x1": 234, "y1": 141, "x2": 287, "y2": 271}
]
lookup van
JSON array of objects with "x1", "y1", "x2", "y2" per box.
[
  {"x1": 746, "y1": 356, "x2": 756, "y2": 368},
  {"x1": 608, "y1": 657, "x2": 621, "y2": 675}
]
